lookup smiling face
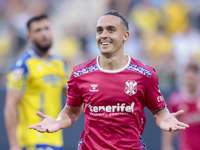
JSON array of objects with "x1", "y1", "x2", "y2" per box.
[
  {"x1": 184, "y1": 68, "x2": 199, "y2": 94},
  {"x1": 96, "y1": 15, "x2": 129, "y2": 56},
  {"x1": 28, "y1": 18, "x2": 52, "y2": 53}
]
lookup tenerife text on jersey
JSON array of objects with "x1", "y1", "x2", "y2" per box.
[{"x1": 88, "y1": 102, "x2": 135, "y2": 116}]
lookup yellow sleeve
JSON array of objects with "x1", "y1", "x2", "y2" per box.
[{"x1": 7, "y1": 62, "x2": 28, "y2": 92}]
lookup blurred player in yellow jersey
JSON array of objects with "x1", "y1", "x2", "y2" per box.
[{"x1": 4, "y1": 14, "x2": 68, "y2": 150}]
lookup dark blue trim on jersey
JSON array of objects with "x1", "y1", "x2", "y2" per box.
[
  {"x1": 139, "y1": 135, "x2": 147, "y2": 150},
  {"x1": 31, "y1": 47, "x2": 54, "y2": 60},
  {"x1": 77, "y1": 60, "x2": 94, "y2": 67},
  {"x1": 32, "y1": 47, "x2": 43, "y2": 58},
  {"x1": 86, "y1": 59, "x2": 93, "y2": 63},
  {"x1": 77, "y1": 63, "x2": 84, "y2": 66},
  {"x1": 150, "y1": 105, "x2": 167, "y2": 111},
  {"x1": 126, "y1": 63, "x2": 152, "y2": 77},
  {"x1": 136, "y1": 60, "x2": 141, "y2": 62},
  {"x1": 77, "y1": 138, "x2": 84, "y2": 150},
  {"x1": 66, "y1": 103, "x2": 83, "y2": 108},
  {"x1": 23, "y1": 144, "x2": 63, "y2": 150},
  {"x1": 73, "y1": 64, "x2": 99, "y2": 78},
  {"x1": 10, "y1": 52, "x2": 31, "y2": 76}
]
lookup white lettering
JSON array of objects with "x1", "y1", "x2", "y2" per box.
[
  {"x1": 131, "y1": 102, "x2": 135, "y2": 113},
  {"x1": 125, "y1": 106, "x2": 131, "y2": 112},
  {"x1": 117, "y1": 103, "x2": 120, "y2": 112},
  {"x1": 88, "y1": 105, "x2": 93, "y2": 112},
  {"x1": 106, "y1": 106, "x2": 111, "y2": 112},
  {"x1": 99, "y1": 106, "x2": 105, "y2": 111},
  {"x1": 112, "y1": 106, "x2": 117, "y2": 112},
  {"x1": 157, "y1": 96, "x2": 164, "y2": 102},
  {"x1": 88, "y1": 102, "x2": 135, "y2": 114},
  {"x1": 121, "y1": 103, "x2": 125, "y2": 112},
  {"x1": 93, "y1": 106, "x2": 98, "y2": 112}
]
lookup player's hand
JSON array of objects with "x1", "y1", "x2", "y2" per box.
[
  {"x1": 159, "y1": 110, "x2": 189, "y2": 132},
  {"x1": 29, "y1": 111, "x2": 61, "y2": 133}
]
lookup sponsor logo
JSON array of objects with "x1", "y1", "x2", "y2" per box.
[
  {"x1": 124, "y1": 80, "x2": 137, "y2": 96},
  {"x1": 88, "y1": 102, "x2": 135, "y2": 115},
  {"x1": 89, "y1": 84, "x2": 98, "y2": 92},
  {"x1": 157, "y1": 96, "x2": 164, "y2": 102},
  {"x1": 43, "y1": 75, "x2": 61, "y2": 83}
]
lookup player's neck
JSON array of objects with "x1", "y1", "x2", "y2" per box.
[
  {"x1": 187, "y1": 87, "x2": 198, "y2": 98},
  {"x1": 41, "y1": 53, "x2": 50, "y2": 59},
  {"x1": 182, "y1": 86, "x2": 199, "y2": 101},
  {"x1": 34, "y1": 47, "x2": 50, "y2": 59},
  {"x1": 98, "y1": 53, "x2": 128, "y2": 70}
]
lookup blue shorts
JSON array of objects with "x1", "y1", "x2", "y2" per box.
[
  {"x1": 77, "y1": 136, "x2": 147, "y2": 150},
  {"x1": 22, "y1": 144, "x2": 63, "y2": 150}
]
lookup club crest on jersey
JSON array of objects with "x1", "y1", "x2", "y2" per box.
[
  {"x1": 37, "y1": 65, "x2": 43, "y2": 71},
  {"x1": 124, "y1": 80, "x2": 137, "y2": 96},
  {"x1": 11, "y1": 69, "x2": 23, "y2": 82}
]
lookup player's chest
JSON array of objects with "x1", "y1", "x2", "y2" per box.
[
  {"x1": 78, "y1": 72, "x2": 148, "y2": 103},
  {"x1": 178, "y1": 101, "x2": 200, "y2": 124},
  {"x1": 28, "y1": 60, "x2": 64, "y2": 86}
]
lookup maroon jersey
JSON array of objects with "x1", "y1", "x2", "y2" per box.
[
  {"x1": 168, "y1": 89, "x2": 200, "y2": 150},
  {"x1": 67, "y1": 56, "x2": 166, "y2": 150}
]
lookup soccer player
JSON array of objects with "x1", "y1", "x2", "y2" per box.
[
  {"x1": 4, "y1": 15, "x2": 68, "y2": 150},
  {"x1": 29, "y1": 11, "x2": 189, "y2": 150},
  {"x1": 162, "y1": 62, "x2": 200, "y2": 150}
]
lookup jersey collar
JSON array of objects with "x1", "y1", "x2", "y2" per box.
[
  {"x1": 97, "y1": 55, "x2": 130, "y2": 73},
  {"x1": 29, "y1": 47, "x2": 53, "y2": 60}
]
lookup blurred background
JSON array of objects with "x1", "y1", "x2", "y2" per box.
[{"x1": 0, "y1": 0, "x2": 200, "y2": 149}]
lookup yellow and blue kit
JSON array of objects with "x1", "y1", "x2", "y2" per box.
[{"x1": 7, "y1": 48, "x2": 68, "y2": 149}]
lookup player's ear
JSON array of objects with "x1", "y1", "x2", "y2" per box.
[
  {"x1": 123, "y1": 31, "x2": 129, "y2": 42},
  {"x1": 27, "y1": 33, "x2": 33, "y2": 42},
  {"x1": 27, "y1": 34, "x2": 31, "y2": 41}
]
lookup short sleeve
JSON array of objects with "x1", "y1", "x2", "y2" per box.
[
  {"x1": 66, "y1": 72, "x2": 83, "y2": 107},
  {"x1": 7, "y1": 60, "x2": 29, "y2": 92},
  {"x1": 145, "y1": 68, "x2": 166, "y2": 111}
]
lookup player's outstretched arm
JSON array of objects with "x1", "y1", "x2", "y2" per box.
[
  {"x1": 4, "y1": 89, "x2": 23, "y2": 150},
  {"x1": 151, "y1": 107, "x2": 189, "y2": 132},
  {"x1": 29, "y1": 103, "x2": 82, "y2": 133},
  {"x1": 29, "y1": 111, "x2": 61, "y2": 133}
]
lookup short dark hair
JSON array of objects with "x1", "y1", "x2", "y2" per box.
[
  {"x1": 185, "y1": 62, "x2": 199, "y2": 73},
  {"x1": 103, "y1": 10, "x2": 129, "y2": 31},
  {"x1": 27, "y1": 14, "x2": 48, "y2": 31}
]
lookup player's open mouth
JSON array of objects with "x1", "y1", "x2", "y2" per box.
[{"x1": 101, "y1": 42, "x2": 110, "y2": 45}]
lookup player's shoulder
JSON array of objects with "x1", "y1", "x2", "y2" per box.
[
  {"x1": 10, "y1": 51, "x2": 32, "y2": 71},
  {"x1": 50, "y1": 54, "x2": 65, "y2": 63},
  {"x1": 130, "y1": 57, "x2": 155, "y2": 71},
  {"x1": 73, "y1": 57, "x2": 97, "y2": 72},
  {"x1": 129, "y1": 56, "x2": 155, "y2": 77},
  {"x1": 72, "y1": 58, "x2": 98, "y2": 78}
]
